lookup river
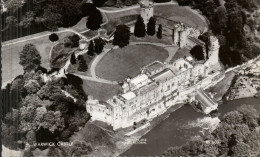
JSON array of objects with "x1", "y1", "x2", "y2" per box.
[{"x1": 122, "y1": 97, "x2": 260, "y2": 156}]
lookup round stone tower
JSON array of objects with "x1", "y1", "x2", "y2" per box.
[
  {"x1": 207, "y1": 36, "x2": 220, "y2": 65},
  {"x1": 139, "y1": 0, "x2": 154, "y2": 26},
  {"x1": 173, "y1": 22, "x2": 188, "y2": 48},
  {"x1": 204, "y1": 36, "x2": 222, "y2": 74}
]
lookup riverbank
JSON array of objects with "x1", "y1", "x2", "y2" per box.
[
  {"x1": 111, "y1": 103, "x2": 184, "y2": 156},
  {"x1": 122, "y1": 97, "x2": 260, "y2": 156}
]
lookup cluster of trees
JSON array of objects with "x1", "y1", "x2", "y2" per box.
[
  {"x1": 87, "y1": 38, "x2": 106, "y2": 55},
  {"x1": 164, "y1": 105, "x2": 260, "y2": 156},
  {"x1": 70, "y1": 53, "x2": 88, "y2": 72},
  {"x1": 19, "y1": 44, "x2": 42, "y2": 72},
  {"x1": 3, "y1": 0, "x2": 102, "y2": 32},
  {"x1": 113, "y1": 24, "x2": 131, "y2": 47},
  {"x1": 50, "y1": 34, "x2": 81, "y2": 69},
  {"x1": 2, "y1": 44, "x2": 90, "y2": 154},
  {"x1": 65, "y1": 34, "x2": 81, "y2": 48},
  {"x1": 176, "y1": 0, "x2": 258, "y2": 67},
  {"x1": 112, "y1": 16, "x2": 162, "y2": 48},
  {"x1": 134, "y1": 15, "x2": 162, "y2": 38}
]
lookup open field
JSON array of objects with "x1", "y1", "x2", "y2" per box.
[
  {"x1": 1, "y1": 31, "x2": 72, "y2": 85},
  {"x1": 82, "y1": 79, "x2": 122, "y2": 101},
  {"x1": 96, "y1": 45, "x2": 168, "y2": 81},
  {"x1": 130, "y1": 35, "x2": 172, "y2": 45},
  {"x1": 154, "y1": 5, "x2": 206, "y2": 32}
]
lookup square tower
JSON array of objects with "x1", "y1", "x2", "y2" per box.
[{"x1": 139, "y1": 0, "x2": 154, "y2": 25}]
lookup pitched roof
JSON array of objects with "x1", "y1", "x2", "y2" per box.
[
  {"x1": 151, "y1": 69, "x2": 175, "y2": 82},
  {"x1": 143, "y1": 61, "x2": 165, "y2": 75},
  {"x1": 137, "y1": 82, "x2": 158, "y2": 95}
]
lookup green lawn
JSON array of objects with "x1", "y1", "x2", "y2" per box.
[
  {"x1": 95, "y1": 44, "x2": 168, "y2": 81},
  {"x1": 82, "y1": 79, "x2": 122, "y2": 101},
  {"x1": 154, "y1": 5, "x2": 206, "y2": 32},
  {"x1": 1, "y1": 31, "x2": 72, "y2": 85},
  {"x1": 169, "y1": 47, "x2": 191, "y2": 63},
  {"x1": 130, "y1": 35, "x2": 172, "y2": 44}
]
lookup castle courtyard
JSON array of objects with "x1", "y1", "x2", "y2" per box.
[{"x1": 95, "y1": 44, "x2": 170, "y2": 81}]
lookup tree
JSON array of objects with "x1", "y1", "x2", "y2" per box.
[
  {"x1": 5, "y1": 16, "x2": 17, "y2": 27},
  {"x1": 113, "y1": 24, "x2": 130, "y2": 47},
  {"x1": 94, "y1": 38, "x2": 105, "y2": 55},
  {"x1": 49, "y1": 33, "x2": 59, "y2": 42},
  {"x1": 231, "y1": 142, "x2": 251, "y2": 156},
  {"x1": 70, "y1": 52, "x2": 76, "y2": 65},
  {"x1": 24, "y1": 80, "x2": 41, "y2": 95},
  {"x1": 238, "y1": 105, "x2": 259, "y2": 128},
  {"x1": 41, "y1": 5, "x2": 63, "y2": 31},
  {"x1": 19, "y1": 11, "x2": 35, "y2": 28},
  {"x1": 190, "y1": 45, "x2": 204, "y2": 60},
  {"x1": 92, "y1": 0, "x2": 108, "y2": 7},
  {"x1": 88, "y1": 40, "x2": 95, "y2": 56},
  {"x1": 70, "y1": 141, "x2": 92, "y2": 156},
  {"x1": 147, "y1": 16, "x2": 156, "y2": 36},
  {"x1": 68, "y1": 34, "x2": 80, "y2": 48},
  {"x1": 78, "y1": 57, "x2": 88, "y2": 72},
  {"x1": 86, "y1": 9, "x2": 103, "y2": 31},
  {"x1": 23, "y1": 148, "x2": 34, "y2": 157},
  {"x1": 19, "y1": 44, "x2": 42, "y2": 72},
  {"x1": 115, "y1": 0, "x2": 124, "y2": 8},
  {"x1": 81, "y1": 3, "x2": 97, "y2": 16},
  {"x1": 222, "y1": 111, "x2": 243, "y2": 125},
  {"x1": 47, "y1": 147, "x2": 61, "y2": 157},
  {"x1": 157, "y1": 24, "x2": 162, "y2": 39},
  {"x1": 134, "y1": 15, "x2": 146, "y2": 37}
]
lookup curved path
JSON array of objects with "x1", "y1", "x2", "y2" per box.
[
  {"x1": 98, "y1": 1, "x2": 177, "y2": 13},
  {"x1": 2, "y1": 1, "x2": 208, "y2": 88}
]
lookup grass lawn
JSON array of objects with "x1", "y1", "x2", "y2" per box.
[
  {"x1": 154, "y1": 5, "x2": 206, "y2": 32},
  {"x1": 130, "y1": 34, "x2": 172, "y2": 44},
  {"x1": 169, "y1": 47, "x2": 191, "y2": 63},
  {"x1": 82, "y1": 30, "x2": 99, "y2": 39},
  {"x1": 102, "y1": 15, "x2": 138, "y2": 35},
  {"x1": 206, "y1": 71, "x2": 236, "y2": 101},
  {"x1": 95, "y1": 45, "x2": 168, "y2": 81},
  {"x1": 1, "y1": 31, "x2": 72, "y2": 85},
  {"x1": 103, "y1": 4, "x2": 206, "y2": 33},
  {"x1": 105, "y1": 8, "x2": 140, "y2": 20},
  {"x1": 82, "y1": 79, "x2": 122, "y2": 101}
]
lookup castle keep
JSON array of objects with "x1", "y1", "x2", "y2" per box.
[{"x1": 140, "y1": 0, "x2": 154, "y2": 25}]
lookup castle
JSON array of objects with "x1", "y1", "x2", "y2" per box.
[{"x1": 86, "y1": 1, "x2": 222, "y2": 130}]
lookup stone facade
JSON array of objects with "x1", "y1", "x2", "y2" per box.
[{"x1": 86, "y1": 43, "x2": 221, "y2": 129}]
